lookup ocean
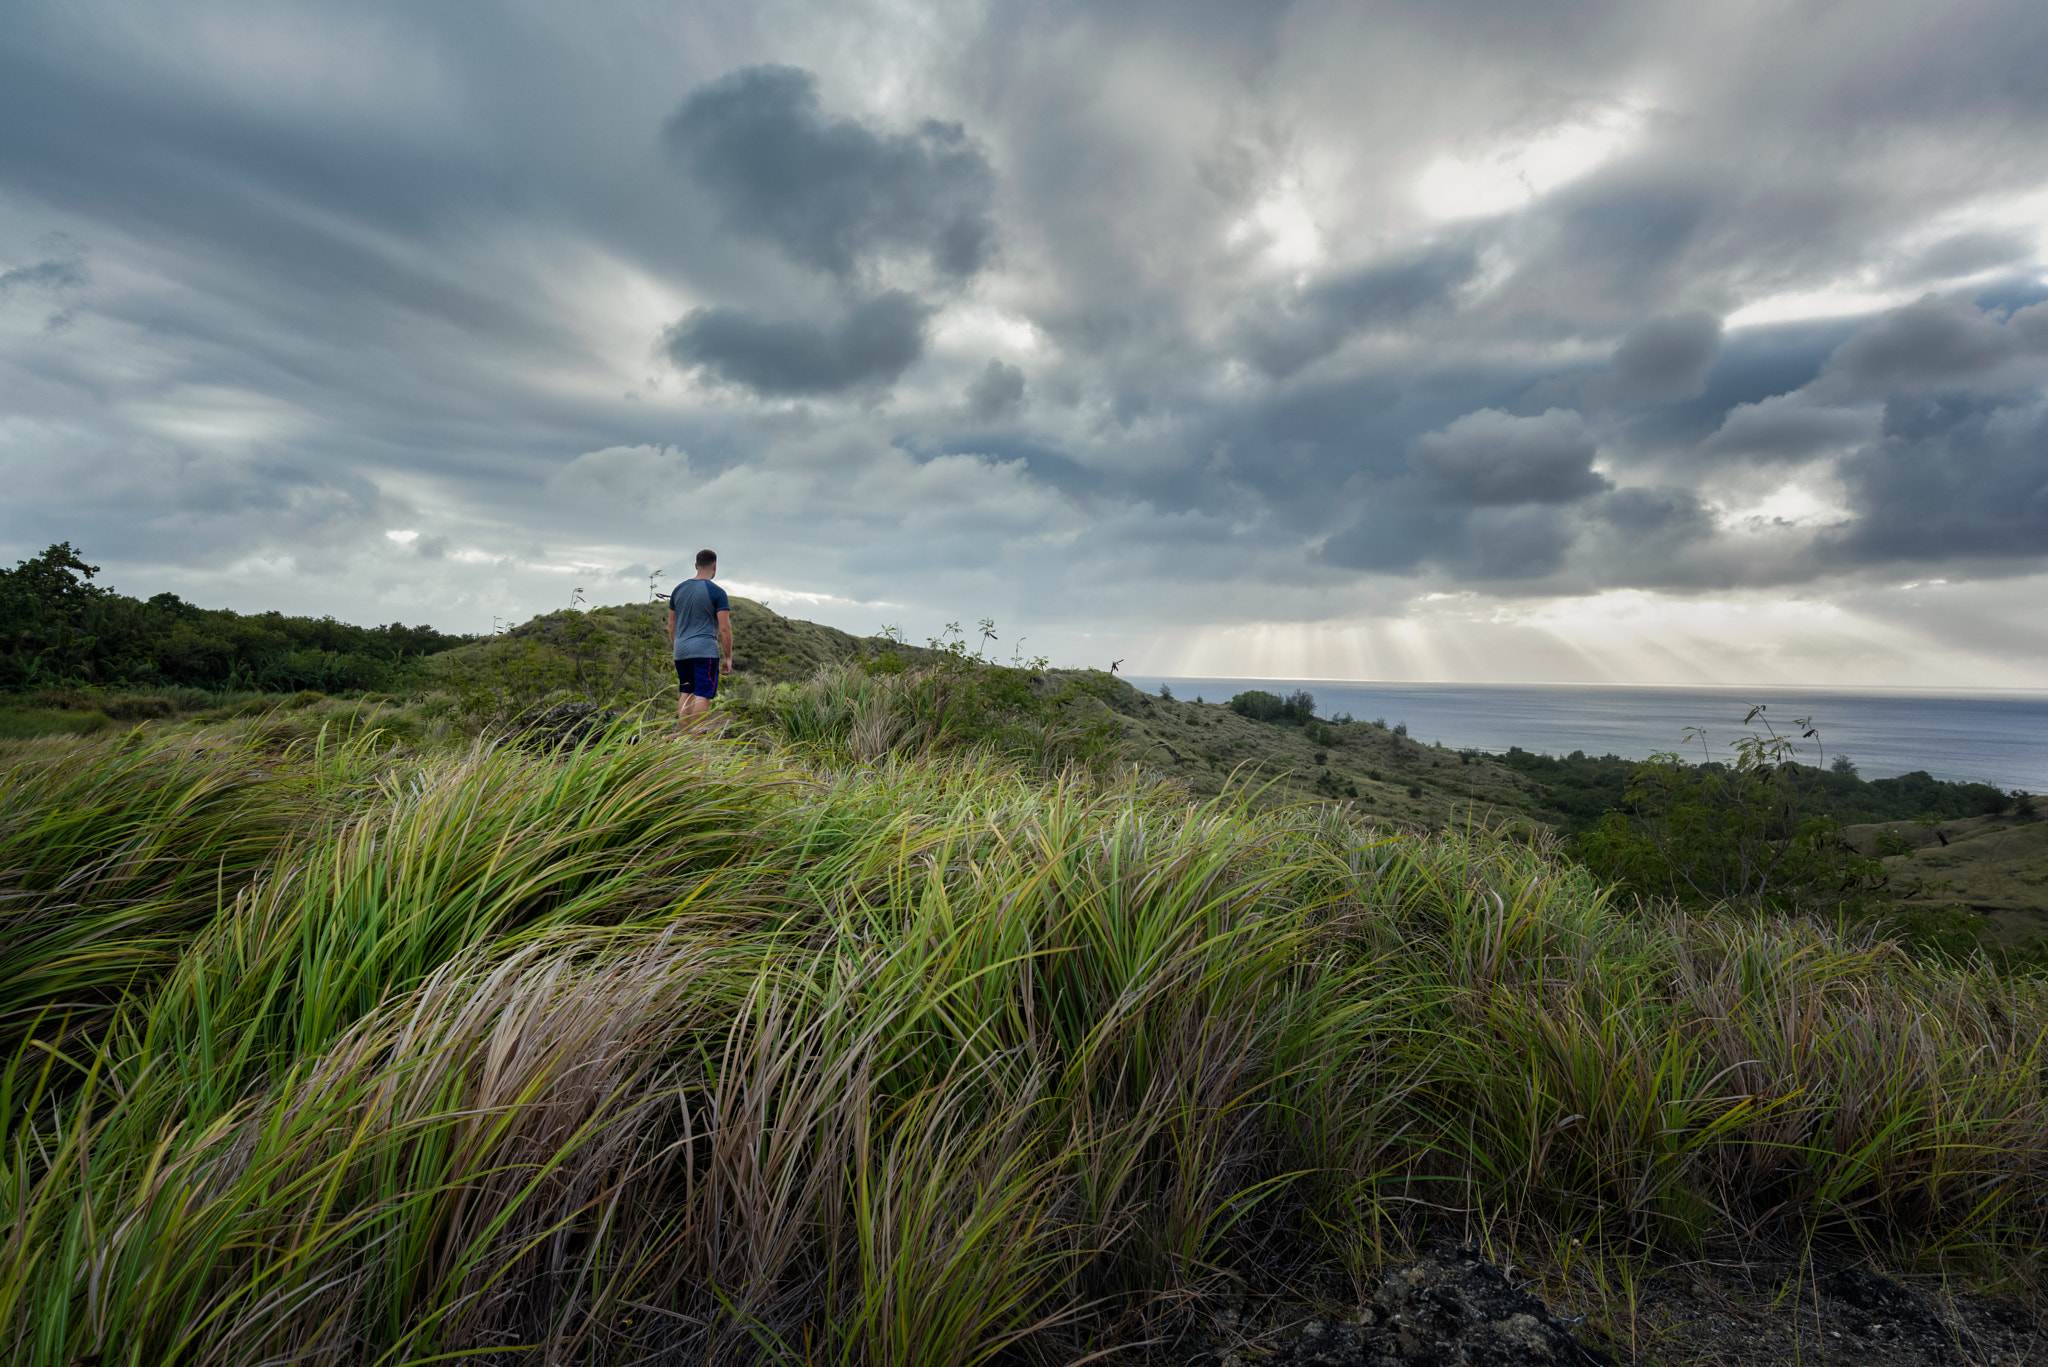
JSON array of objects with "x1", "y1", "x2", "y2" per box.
[{"x1": 1124, "y1": 677, "x2": 2048, "y2": 794}]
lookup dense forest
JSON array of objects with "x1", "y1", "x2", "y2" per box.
[{"x1": 0, "y1": 542, "x2": 474, "y2": 693}]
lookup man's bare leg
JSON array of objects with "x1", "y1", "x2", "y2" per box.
[{"x1": 678, "y1": 691, "x2": 714, "y2": 731}]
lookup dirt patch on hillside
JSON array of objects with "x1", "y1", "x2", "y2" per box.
[{"x1": 1571, "y1": 1256, "x2": 2043, "y2": 1366}]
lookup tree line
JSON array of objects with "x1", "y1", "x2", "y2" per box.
[{"x1": 0, "y1": 543, "x2": 475, "y2": 694}]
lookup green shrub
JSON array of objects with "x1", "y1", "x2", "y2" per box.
[
  {"x1": 1229, "y1": 688, "x2": 1317, "y2": 724},
  {"x1": 1229, "y1": 688, "x2": 1285, "y2": 721},
  {"x1": 0, "y1": 708, "x2": 113, "y2": 739},
  {"x1": 1574, "y1": 706, "x2": 1903, "y2": 919},
  {"x1": 192, "y1": 696, "x2": 283, "y2": 723},
  {"x1": 101, "y1": 694, "x2": 176, "y2": 721},
  {"x1": 21, "y1": 688, "x2": 104, "y2": 710},
  {"x1": 14, "y1": 691, "x2": 180, "y2": 722}
]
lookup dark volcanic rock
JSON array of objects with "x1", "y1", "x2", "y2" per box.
[
  {"x1": 1817, "y1": 1267, "x2": 1948, "y2": 1343},
  {"x1": 1194, "y1": 1247, "x2": 1608, "y2": 1367}
]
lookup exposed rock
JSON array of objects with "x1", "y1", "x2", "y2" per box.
[{"x1": 1189, "y1": 1246, "x2": 1609, "y2": 1367}]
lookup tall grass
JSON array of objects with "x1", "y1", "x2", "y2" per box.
[
  {"x1": 726, "y1": 662, "x2": 1119, "y2": 775},
  {"x1": 0, "y1": 720, "x2": 2043, "y2": 1364}
]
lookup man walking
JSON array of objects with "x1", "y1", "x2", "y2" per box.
[{"x1": 668, "y1": 548, "x2": 732, "y2": 725}]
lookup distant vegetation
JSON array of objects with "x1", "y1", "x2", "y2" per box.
[
  {"x1": 1493, "y1": 742, "x2": 2021, "y2": 834},
  {"x1": 1225, "y1": 686, "x2": 1320, "y2": 724},
  {"x1": 0, "y1": 542, "x2": 473, "y2": 693}
]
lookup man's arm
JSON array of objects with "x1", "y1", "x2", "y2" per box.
[
  {"x1": 667, "y1": 607, "x2": 676, "y2": 643},
  {"x1": 717, "y1": 609, "x2": 733, "y2": 673}
]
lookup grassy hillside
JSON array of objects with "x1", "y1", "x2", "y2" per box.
[
  {"x1": 2, "y1": 716, "x2": 2044, "y2": 1366},
  {"x1": 414, "y1": 601, "x2": 1536, "y2": 826},
  {"x1": 1058, "y1": 681, "x2": 1556, "y2": 829},
  {"x1": 1846, "y1": 813, "x2": 2048, "y2": 945},
  {"x1": 7, "y1": 592, "x2": 2034, "y2": 851},
  {"x1": 423, "y1": 596, "x2": 891, "y2": 688}
]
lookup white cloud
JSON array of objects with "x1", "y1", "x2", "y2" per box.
[{"x1": 1413, "y1": 99, "x2": 1650, "y2": 220}]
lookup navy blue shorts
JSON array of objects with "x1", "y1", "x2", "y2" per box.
[{"x1": 676, "y1": 657, "x2": 720, "y2": 699}]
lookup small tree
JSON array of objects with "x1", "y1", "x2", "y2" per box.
[
  {"x1": 1576, "y1": 705, "x2": 1897, "y2": 915},
  {"x1": 1228, "y1": 689, "x2": 1285, "y2": 721}
]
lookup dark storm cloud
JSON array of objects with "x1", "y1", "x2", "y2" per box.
[
  {"x1": 1409, "y1": 408, "x2": 1610, "y2": 506},
  {"x1": 1621, "y1": 319, "x2": 1864, "y2": 453},
  {"x1": 1825, "y1": 391, "x2": 2048, "y2": 563},
  {"x1": 1598, "y1": 486, "x2": 1714, "y2": 541},
  {"x1": 1508, "y1": 175, "x2": 1713, "y2": 315},
  {"x1": 1593, "y1": 312, "x2": 1722, "y2": 405},
  {"x1": 1244, "y1": 238, "x2": 1483, "y2": 378},
  {"x1": 964, "y1": 358, "x2": 1025, "y2": 422},
  {"x1": 1464, "y1": 506, "x2": 1578, "y2": 579},
  {"x1": 1320, "y1": 503, "x2": 1461, "y2": 573},
  {"x1": 1701, "y1": 396, "x2": 1873, "y2": 461},
  {"x1": 665, "y1": 291, "x2": 933, "y2": 396},
  {"x1": 1823, "y1": 295, "x2": 2048, "y2": 392},
  {"x1": 1317, "y1": 409, "x2": 1606, "y2": 580},
  {"x1": 665, "y1": 65, "x2": 996, "y2": 281},
  {"x1": 1695, "y1": 397, "x2": 1875, "y2": 463},
  {"x1": 1320, "y1": 501, "x2": 1575, "y2": 580}
]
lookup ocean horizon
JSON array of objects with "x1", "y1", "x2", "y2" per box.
[{"x1": 1126, "y1": 677, "x2": 2048, "y2": 794}]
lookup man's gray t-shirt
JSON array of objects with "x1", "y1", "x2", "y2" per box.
[{"x1": 669, "y1": 578, "x2": 730, "y2": 660}]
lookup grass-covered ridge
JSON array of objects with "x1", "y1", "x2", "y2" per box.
[{"x1": 3, "y1": 717, "x2": 2044, "y2": 1364}]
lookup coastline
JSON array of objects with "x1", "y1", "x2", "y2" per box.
[{"x1": 1127, "y1": 675, "x2": 2048, "y2": 792}]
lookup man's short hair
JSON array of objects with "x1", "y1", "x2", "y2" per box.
[{"x1": 695, "y1": 548, "x2": 717, "y2": 568}]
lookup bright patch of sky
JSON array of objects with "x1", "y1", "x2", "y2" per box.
[{"x1": 1413, "y1": 100, "x2": 1649, "y2": 221}]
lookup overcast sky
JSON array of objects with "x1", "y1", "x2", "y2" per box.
[{"x1": 4, "y1": 0, "x2": 2047, "y2": 685}]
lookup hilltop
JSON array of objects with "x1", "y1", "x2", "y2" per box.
[
  {"x1": 424, "y1": 598, "x2": 1550, "y2": 828},
  {"x1": 13, "y1": 591, "x2": 2029, "y2": 847},
  {"x1": 420, "y1": 596, "x2": 876, "y2": 687},
  {"x1": 1063, "y1": 684, "x2": 1551, "y2": 829}
]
